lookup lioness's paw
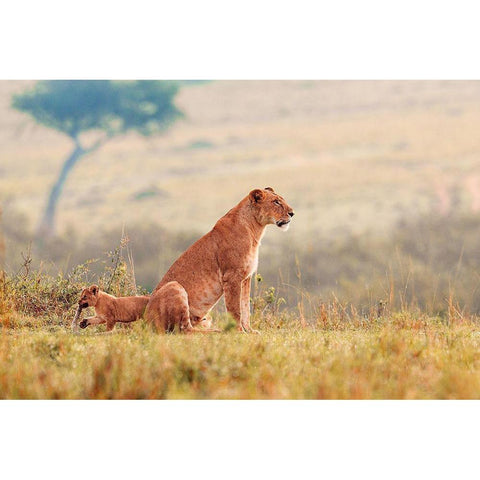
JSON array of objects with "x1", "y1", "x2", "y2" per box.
[{"x1": 237, "y1": 326, "x2": 260, "y2": 334}]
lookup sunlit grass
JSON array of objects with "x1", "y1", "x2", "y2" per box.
[
  {"x1": 2, "y1": 255, "x2": 480, "y2": 400},
  {"x1": 2, "y1": 311, "x2": 480, "y2": 399}
]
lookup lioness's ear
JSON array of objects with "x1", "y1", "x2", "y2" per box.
[
  {"x1": 249, "y1": 189, "x2": 265, "y2": 203},
  {"x1": 89, "y1": 285, "x2": 99, "y2": 296},
  {"x1": 264, "y1": 186, "x2": 275, "y2": 192}
]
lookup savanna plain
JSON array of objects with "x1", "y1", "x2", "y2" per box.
[
  {"x1": 3, "y1": 81, "x2": 480, "y2": 399},
  {"x1": 3, "y1": 302, "x2": 480, "y2": 399}
]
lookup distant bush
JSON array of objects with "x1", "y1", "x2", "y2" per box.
[
  {"x1": 3, "y1": 206, "x2": 480, "y2": 316},
  {"x1": 2, "y1": 210, "x2": 199, "y2": 292},
  {"x1": 266, "y1": 211, "x2": 480, "y2": 315}
]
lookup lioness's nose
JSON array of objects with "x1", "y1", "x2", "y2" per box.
[{"x1": 288, "y1": 211, "x2": 295, "y2": 217}]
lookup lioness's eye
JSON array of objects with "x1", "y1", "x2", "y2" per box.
[{"x1": 274, "y1": 200, "x2": 281, "y2": 206}]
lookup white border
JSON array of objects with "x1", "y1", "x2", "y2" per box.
[
  {"x1": 1, "y1": 401, "x2": 479, "y2": 479},
  {"x1": 2, "y1": 0, "x2": 480, "y2": 79},
  {"x1": 1, "y1": 1, "x2": 479, "y2": 477}
]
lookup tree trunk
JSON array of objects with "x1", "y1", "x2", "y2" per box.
[{"x1": 37, "y1": 139, "x2": 85, "y2": 238}]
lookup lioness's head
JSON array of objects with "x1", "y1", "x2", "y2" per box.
[
  {"x1": 249, "y1": 187, "x2": 294, "y2": 231},
  {"x1": 78, "y1": 284, "x2": 99, "y2": 308}
]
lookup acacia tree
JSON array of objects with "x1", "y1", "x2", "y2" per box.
[{"x1": 12, "y1": 80, "x2": 183, "y2": 236}]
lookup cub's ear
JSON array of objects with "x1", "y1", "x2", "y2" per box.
[
  {"x1": 249, "y1": 189, "x2": 265, "y2": 203},
  {"x1": 264, "y1": 186, "x2": 275, "y2": 192},
  {"x1": 89, "y1": 284, "x2": 99, "y2": 296}
]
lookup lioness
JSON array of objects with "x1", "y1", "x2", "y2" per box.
[
  {"x1": 75, "y1": 285, "x2": 149, "y2": 331},
  {"x1": 145, "y1": 187, "x2": 294, "y2": 333}
]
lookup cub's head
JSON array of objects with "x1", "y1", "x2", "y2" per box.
[
  {"x1": 249, "y1": 187, "x2": 295, "y2": 231},
  {"x1": 78, "y1": 284, "x2": 100, "y2": 309}
]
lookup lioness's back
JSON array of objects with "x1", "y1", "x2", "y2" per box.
[{"x1": 158, "y1": 232, "x2": 218, "y2": 284}]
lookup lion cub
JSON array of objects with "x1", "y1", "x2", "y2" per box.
[{"x1": 75, "y1": 284, "x2": 149, "y2": 332}]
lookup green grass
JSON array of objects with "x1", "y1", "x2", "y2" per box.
[{"x1": 2, "y1": 311, "x2": 480, "y2": 399}]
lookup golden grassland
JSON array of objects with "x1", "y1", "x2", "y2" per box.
[
  {"x1": 2, "y1": 241, "x2": 480, "y2": 400},
  {"x1": 2, "y1": 310, "x2": 480, "y2": 399}
]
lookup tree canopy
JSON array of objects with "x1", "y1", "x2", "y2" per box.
[{"x1": 12, "y1": 80, "x2": 184, "y2": 139}]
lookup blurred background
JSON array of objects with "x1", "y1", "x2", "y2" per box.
[{"x1": 2, "y1": 80, "x2": 480, "y2": 314}]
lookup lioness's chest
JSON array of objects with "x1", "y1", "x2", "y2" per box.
[{"x1": 245, "y1": 245, "x2": 260, "y2": 277}]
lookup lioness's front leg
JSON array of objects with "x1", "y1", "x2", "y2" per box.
[
  {"x1": 241, "y1": 276, "x2": 257, "y2": 333},
  {"x1": 223, "y1": 273, "x2": 244, "y2": 331},
  {"x1": 79, "y1": 316, "x2": 106, "y2": 329}
]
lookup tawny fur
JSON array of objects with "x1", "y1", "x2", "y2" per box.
[
  {"x1": 77, "y1": 285, "x2": 149, "y2": 332},
  {"x1": 145, "y1": 187, "x2": 294, "y2": 333},
  {"x1": 145, "y1": 281, "x2": 220, "y2": 333}
]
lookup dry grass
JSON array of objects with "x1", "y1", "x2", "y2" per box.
[
  {"x1": 2, "y1": 307, "x2": 480, "y2": 399},
  {"x1": 2, "y1": 247, "x2": 480, "y2": 400}
]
